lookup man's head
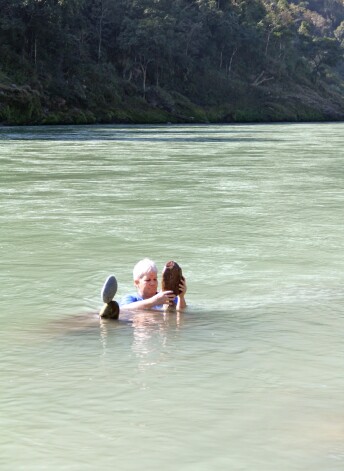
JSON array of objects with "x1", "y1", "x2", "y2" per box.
[{"x1": 133, "y1": 258, "x2": 158, "y2": 298}]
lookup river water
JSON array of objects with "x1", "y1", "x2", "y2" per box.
[{"x1": 1, "y1": 123, "x2": 344, "y2": 470}]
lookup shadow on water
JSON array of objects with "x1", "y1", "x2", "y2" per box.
[
  {"x1": 49, "y1": 306, "x2": 207, "y2": 333},
  {"x1": 2, "y1": 306, "x2": 232, "y2": 352},
  {"x1": 39, "y1": 306, "x2": 230, "y2": 348}
]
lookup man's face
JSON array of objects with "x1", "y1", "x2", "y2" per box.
[{"x1": 135, "y1": 270, "x2": 158, "y2": 299}]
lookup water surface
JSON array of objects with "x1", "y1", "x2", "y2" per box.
[{"x1": 1, "y1": 123, "x2": 344, "y2": 470}]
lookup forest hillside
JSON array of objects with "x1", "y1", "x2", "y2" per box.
[{"x1": 1, "y1": 0, "x2": 344, "y2": 124}]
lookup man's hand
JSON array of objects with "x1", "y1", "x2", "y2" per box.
[{"x1": 152, "y1": 290, "x2": 175, "y2": 306}]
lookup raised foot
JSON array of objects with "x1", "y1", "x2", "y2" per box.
[{"x1": 101, "y1": 274, "x2": 118, "y2": 304}]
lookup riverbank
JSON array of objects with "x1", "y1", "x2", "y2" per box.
[{"x1": 1, "y1": 79, "x2": 344, "y2": 126}]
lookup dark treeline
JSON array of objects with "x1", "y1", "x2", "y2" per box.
[{"x1": 1, "y1": 0, "x2": 344, "y2": 124}]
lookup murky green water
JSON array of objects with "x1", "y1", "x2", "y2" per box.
[{"x1": 1, "y1": 123, "x2": 344, "y2": 470}]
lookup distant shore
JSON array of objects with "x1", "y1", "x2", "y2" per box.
[{"x1": 1, "y1": 82, "x2": 344, "y2": 127}]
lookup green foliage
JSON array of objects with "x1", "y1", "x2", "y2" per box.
[{"x1": 0, "y1": 0, "x2": 344, "y2": 124}]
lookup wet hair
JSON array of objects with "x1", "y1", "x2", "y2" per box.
[{"x1": 133, "y1": 258, "x2": 157, "y2": 281}]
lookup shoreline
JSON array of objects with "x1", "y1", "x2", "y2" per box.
[
  {"x1": 1, "y1": 116, "x2": 344, "y2": 127},
  {"x1": 1, "y1": 82, "x2": 344, "y2": 127}
]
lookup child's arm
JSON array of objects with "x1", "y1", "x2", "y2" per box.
[{"x1": 176, "y1": 277, "x2": 187, "y2": 310}]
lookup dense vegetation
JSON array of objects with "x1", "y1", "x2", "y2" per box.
[{"x1": 1, "y1": 0, "x2": 344, "y2": 124}]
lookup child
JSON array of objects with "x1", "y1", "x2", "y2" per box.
[{"x1": 120, "y1": 258, "x2": 187, "y2": 311}]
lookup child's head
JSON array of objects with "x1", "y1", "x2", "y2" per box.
[{"x1": 133, "y1": 258, "x2": 157, "y2": 281}]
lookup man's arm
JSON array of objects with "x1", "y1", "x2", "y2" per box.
[{"x1": 121, "y1": 291, "x2": 175, "y2": 310}]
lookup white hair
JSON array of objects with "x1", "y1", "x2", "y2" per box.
[{"x1": 133, "y1": 258, "x2": 157, "y2": 281}]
